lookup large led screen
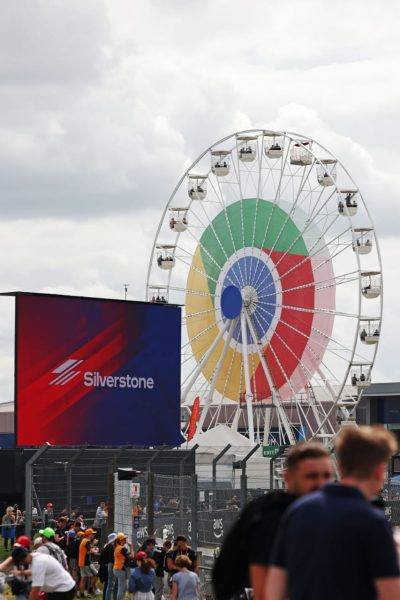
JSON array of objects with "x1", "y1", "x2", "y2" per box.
[{"x1": 15, "y1": 293, "x2": 181, "y2": 446}]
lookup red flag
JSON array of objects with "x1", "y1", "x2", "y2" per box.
[{"x1": 187, "y1": 396, "x2": 200, "y2": 441}]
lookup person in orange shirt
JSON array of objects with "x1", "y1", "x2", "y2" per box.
[
  {"x1": 113, "y1": 533, "x2": 133, "y2": 600},
  {"x1": 78, "y1": 529, "x2": 100, "y2": 597}
]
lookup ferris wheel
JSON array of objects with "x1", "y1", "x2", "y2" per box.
[{"x1": 146, "y1": 130, "x2": 383, "y2": 446}]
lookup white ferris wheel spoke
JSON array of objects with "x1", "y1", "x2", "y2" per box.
[
  {"x1": 254, "y1": 301, "x2": 356, "y2": 375},
  {"x1": 248, "y1": 137, "x2": 292, "y2": 285},
  {"x1": 256, "y1": 222, "x2": 352, "y2": 298},
  {"x1": 244, "y1": 310, "x2": 296, "y2": 444},
  {"x1": 251, "y1": 306, "x2": 340, "y2": 411},
  {"x1": 190, "y1": 201, "x2": 244, "y2": 290},
  {"x1": 252, "y1": 189, "x2": 341, "y2": 294},
  {"x1": 257, "y1": 269, "x2": 359, "y2": 299},
  {"x1": 207, "y1": 166, "x2": 247, "y2": 288},
  {"x1": 196, "y1": 317, "x2": 237, "y2": 432}
]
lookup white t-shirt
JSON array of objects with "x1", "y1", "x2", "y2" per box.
[{"x1": 31, "y1": 553, "x2": 75, "y2": 592}]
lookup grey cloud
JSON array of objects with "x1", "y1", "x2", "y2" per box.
[
  {"x1": 0, "y1": 1, "x2": 108, "y2": 85},
  {"x1": 0, "y1": 0, "x2": 399, "y2": 400}
]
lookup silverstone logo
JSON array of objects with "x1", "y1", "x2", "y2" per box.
[
  {"x1": 49, "y1": 358, "x2": 154, "y2": 389},
  {"x1": 49, "y1": 358, "x2": 84, "y2": 386}
]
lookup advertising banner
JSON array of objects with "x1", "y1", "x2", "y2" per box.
[{"x1": 15, "y1": 293, "x2": 181, "y2": 446}]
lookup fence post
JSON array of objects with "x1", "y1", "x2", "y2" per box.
[
  {"x1": 107, "y1": 463, "x2": 115, "y2": 534},
  {"x1": 146, "y1": 471, "x2": 155, "y2": 535},
  {"x1": 270, "y1": 457, "x2": 275, "y2": 490},
  {"x1": 146, "y1": 447, "x2": 164, "y2": 473},
  {"x1": 212, "y1": 444, "x2": 231, "y2": 510},
  {"x1": 66, "y1": 445, "x2": 87, "y2": 516},
  {"x1": 190, "y1": 473, "x2": 198, "y2": 551},
  {"x1": 25, "y1": 443, "x2": 51, "y2": 539},
  {"x1": 179, "y1": 445, "x2": 198, "y2": 518},
  {"x1": 239, "y1": 445, "x2": 260, "y2": 509},
  {"x1": 109, "y1": 445, "x2": 130, "y2": 534}
]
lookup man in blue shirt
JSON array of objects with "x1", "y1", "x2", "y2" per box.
[{"x1": 267, "y1": 426, "x2": 400, "y2": 600}]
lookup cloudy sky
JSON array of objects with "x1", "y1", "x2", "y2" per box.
[{"x1": 0, "y1": 0, "x2": 399, "y2": 402}]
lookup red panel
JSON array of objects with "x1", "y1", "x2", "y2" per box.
[{"x1": 251, "y1": 251, "x2": 314, "y2": 396}]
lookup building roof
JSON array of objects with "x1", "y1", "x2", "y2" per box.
[{"x1": 362, "y1": 382, "x2": 400, "y2": 397}]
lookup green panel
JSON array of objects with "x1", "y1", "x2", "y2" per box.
[
  {"x1": 198, "y1": 199, "x2": 308, "y2": 298},
  {"x1": 262, "y1": 445, "x2": 288, "y2": 458}
]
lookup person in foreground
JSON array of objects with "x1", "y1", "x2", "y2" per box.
[
  {"x1": 266, "y1": 425, "x2": 400, "y2": 600},
  {"x1": 128, "y1": 551, "x2": 156, "y2": 600},
  {"x1": 170, "y1": 555, "x2": 199, "y2": 600},
  {"x1": 213, "y1": 442, "x2": 333, "y2": 600},
  {"x1": 11, "y1": 545, "x2": 75, "y2": 600}
]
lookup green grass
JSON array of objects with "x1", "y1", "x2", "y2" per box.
[{"x1": 0, "y1": 543, "x2": 11, "y2": 562}]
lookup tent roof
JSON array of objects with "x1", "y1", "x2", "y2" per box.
[{"x1": 186, "y1": 424, "x2": 252, "y2": 449}]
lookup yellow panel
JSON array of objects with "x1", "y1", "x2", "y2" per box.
[{"x1": 186, "y1": 248, "x2": 259, "y2": 401}]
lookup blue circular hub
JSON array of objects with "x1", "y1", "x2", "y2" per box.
[
  {"x1": 221, "y1": 285, "x2": 243, "y2": 319},
  {"x1": 221, "y1": 255, "x2": 277, "y2": 343}
]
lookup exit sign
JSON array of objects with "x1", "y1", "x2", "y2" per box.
[{"x1": 262, "y1": 445, "x2": 287, "y2": 458}]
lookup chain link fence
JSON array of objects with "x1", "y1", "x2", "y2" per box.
[
  {"x1": 114, "y1": 472, "x2": 270, "y2": 550},
  {"x1": 23, "y1": 446, "x2": 195, "y2": 538},
  {"x1": 114, "y1": 473, "x2": 195, "y2": 549}
]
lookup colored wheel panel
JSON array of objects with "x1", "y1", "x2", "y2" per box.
[{"x1": 186, "y1": 198, "x2": 334, "y2": 402}]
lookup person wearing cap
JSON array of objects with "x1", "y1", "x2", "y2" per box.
[
  {"x1": 64, "y1": 530, "x2": 78, "y2": 581},
  {"x1": 100, "y1": 533, "x2": 117, "y2": 600},
  {"x1": 0, "y1": 535, "x2": 31, "y2": 568},
  {"x1": 33, "y1": 537, "x2": 43, "y2": 549},
  {"x1": 11, "y1": 545, "x2": 75, "y2": 600},
  {"x1": 72, "y1": 520, "x2": 84, "y2": 540},
  {"x1": 16, "y1": 536, "x2": 31, "y2": 549},
  {"x1": 43, "y1": 503, "x2": 54, "y2": 528},
  {"x1": 113, "y1": 533, "x2": 133, "y2": 600},
  {"x1": 68, "y1": 529, "x2": 85, "y2": 585},
  {"x1": 78, "y1": 529, "x2": 100, "y2": 597},
  {"x1": 128, "y1": 551, "x2": 156, "y2": 600},
  {"x1": 36, "y1": 528, "x2": 68, "y2": 571},
  {"x1": 140, "y1": 538, "x2": 166, "y2": 600},
  {"x1": 0, "y1": 537, "x2": 33, "y2": 600}
]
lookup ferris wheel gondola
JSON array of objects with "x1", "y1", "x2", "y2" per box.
[{"x1": 147, "y1": 129, "x2": 383, "y2": 446}]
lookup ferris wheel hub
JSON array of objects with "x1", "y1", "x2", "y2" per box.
[{"x1": 241, "y1": 285, "x2": 258, "y2": 314}]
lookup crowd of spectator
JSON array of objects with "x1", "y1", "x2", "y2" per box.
[{"x1": 0, "y1": 500, "x2": 199, "y2": 600}]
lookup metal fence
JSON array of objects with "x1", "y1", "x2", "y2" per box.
[
  {"x1": 114, "y1": 472, "x2": 197, "y2": 548},
  {"x1": 22, "y1": 444, "x2": 400, "y2": 547},
  {"x1": 114, "y1": 472, "x2": 267, "y2": 550},
  {"x1": 23, "y1": 445, "x2": 195, "y2": 538}
]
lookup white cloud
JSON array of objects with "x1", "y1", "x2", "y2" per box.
[{"x1": 0, "y1": 0, "x2": 399, "y2": 402}]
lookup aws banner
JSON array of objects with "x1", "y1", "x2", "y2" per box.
[{"x1": 15, "y1": 293, "x2": 181, "y2": 446}]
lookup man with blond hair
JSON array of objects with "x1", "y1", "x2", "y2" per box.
[{"x1": 267, "y1": 426, "x2": 400, "y2": 600}]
